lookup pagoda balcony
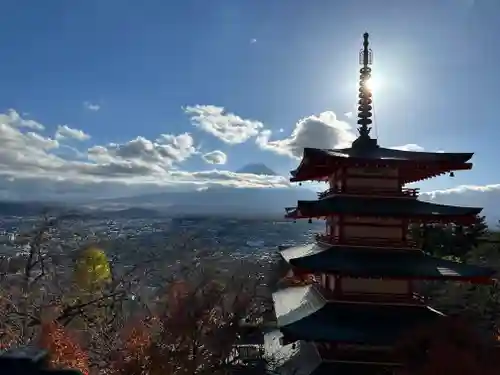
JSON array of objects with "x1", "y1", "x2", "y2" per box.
[
  {"x1": 318, "y1": 286, "x2": 428, "y2": 305},
  {"x1": 317, "y1": 187, "x2": 419, "y2": 199},
  {"x1": 315, "y1": 342, "x2": 400, "y2": 365},
  {"x1": 315, "y1": 234, "x2": 417, "y2": 249}
]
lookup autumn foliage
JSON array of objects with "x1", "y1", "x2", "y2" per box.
[
  {"x1": 30, "y1": 273, "x2": 259, "y2": 375},
  {"x1": 109, "y1": 319, "x2": 153, "y2": 375},
  {"x1": 0, "y1": 215, "x2": 269, "y2": 374},
  {"x1": 39, "y1": 321, "x2": 89, "y2": 375}
]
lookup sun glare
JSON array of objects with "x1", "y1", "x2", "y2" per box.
[{"x1": 365, "y1": 77, "x2": 378, "y2": 94}]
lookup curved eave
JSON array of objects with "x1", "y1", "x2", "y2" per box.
[
  {"x1": 292, "y1": 197, "x2": 482, "y2": 222},
  {"x1": 307, "y1": 146, "x2": 474, "y2": 163},
  {"x1": 273, "y1": 285, "x2": 444, "y2": 345},
  {"x1": 325, "y1": 147, "x2": 474, "y2": 163},
  {"x1": 290, "y1": 148, "x2": 316, "y2": 178},
  {"x1": 286, "y1": 213, "x2": 480, "y2": 225},
  {"x1": 278, "y1": 344, "x2": 402, "y2": 375},
  {"x1": 309, "y1": 362, "x2": 402, "y2": 374},
  {"x1": 290, "y1": 147, "x2": 474, "y2": 183},
  {"x1": 280, "y1": 242, "x2": 329, "y2": 262},
  {"x1": 284, "y1": 245, "x2": 495, "y2": 283}
]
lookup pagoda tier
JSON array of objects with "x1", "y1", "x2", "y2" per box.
[
  {"x1": 318, "y1": 186, "x2": 420, "y2": 199},
  {"x1": 291, "y1": 360, "x2": 399, "y2": 375},
  {"x1": 276, "y1": 341, "x2": 400, "y2": 375},
  {"x1": 279, "y1": 243, "x2": 495, "y2": 284},
  {"x1": 272, "y1": 285, "x2": 443, "y2": 346},
  {"x1": 285, "y1": 196, "x2": 481, "y2": 225},
  {"x1": 290, "y1": 146, "x2": 473, "y2": 184},
  {"x1": 272, "y1": 32, "x2": 496, "y2": 374}
]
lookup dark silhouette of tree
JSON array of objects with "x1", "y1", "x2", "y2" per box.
[
  {"x1": 411, "y1": 215, "x2": 489, "y2": 260},
  {"x1": 396, "y1": 316, "x2": 498, "y2": 375}
]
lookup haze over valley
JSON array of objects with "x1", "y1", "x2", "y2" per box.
[{"x1": 1, "y1": 162, "x2": 498, "y2": 224}]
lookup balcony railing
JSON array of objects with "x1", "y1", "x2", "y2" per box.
[
  {"x1": 315, "y1": 343, "x2": 399, "y2": 364},
  {"x1": 315, "y1": 234, "x2": 417, "y2": 248},
  {"x1": 317, "y1": 187, "x2": 419, "y2": 199},
  {"x1": 233, "y1": 345, "x2": 264, "y2": 361},
  {"x1": 319, "y1": 286, "x2": 427, "y2": 305}
]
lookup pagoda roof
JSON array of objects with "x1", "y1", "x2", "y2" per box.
[
  {"x1": 276, "y1": 341, "x2": 398, "y2": 375},
  {"x1": 280, "y1": 243, "x2": 495, "y2": 281},
  {"x1": 301, "y1": 145, "x2": 473, "y2": 163},
  {"x1": 288, "y1": 195, "x2": 482, "y2": 220},
  {"x1": 273, "y1": 285, "x2": 443, "y2": 345},
  {"x1": 305, "y1": 361, "x2": 399, "y2": 375},
  {"x1": 290, "y1": 143, "x2": 474, "y2": 183}
]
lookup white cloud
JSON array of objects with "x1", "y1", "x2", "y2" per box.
[
  {"x1": 166, "y1": 169, "x2": 288, "y2": 188},
  {"x1": 55, "y1": 125, "x2": 91, "y2": 141},
  {"x1": 0, "y1": 109, "x2": 45, "y2": 131},
  {"x1": 0, "y1": 115, "x2": 60, "y2": 179},
  {"x1": 421, "y1": 184, "x2": 500, "y2": 223},
  {"x1": 256, "y1": 111, "x2": 356, "y2": 159},
  {"x1": 0, "y1": 110, "x2": 287, "y2": 199},
  {"x1": 252, "y1": 109, "x2": 426, "y2": 159},
  {"x1": 391, "y1": 143, "x2": 424, "y2": 152},
  {"x1": 84, "y1": 101, "x2": 100, "y2": 111},
  {"x1": 202, "y1": 150, "x2": 227, "y2": 165},
  {"x1": 2, "y1": 107, "x2": 499, "y2": 215},
  {"x1": 250, "y1": 38, "x2": 257, "y2": 44},
  {"x1": 87, "y1": 133, "x2": 197, "y2": 169},
  {"x1": 423, "y1": 184, "x2": 500, "y2": 200},
  {"x1": 184, "y1": 105, "x2": 264, "y2": 145}
]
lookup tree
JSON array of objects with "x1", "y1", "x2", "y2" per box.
[
  {"x1": 107, "y1": 269, "x2": 264, "y2": 375},
  {"x1": 74, "y1": 246, "x2": 112, "y2": 292},
  {"x1": 0, "y1": 213, "x2": 146, "y2": 350},
  {"x1": 0, "y1": 214, "x2": 274, "y2": 375},
  {"x1": 411, "y1": 215, "x2": 489, "y2": 260},
  {"x1": 38, "y1": 321, "x2": 90, "y2": 375},
  {"x1": 410, "y1": 215, "x2": 500, "y2": 338},
  {"x1": 396, "y1": 316, "x2": 498, "y2": 375}
]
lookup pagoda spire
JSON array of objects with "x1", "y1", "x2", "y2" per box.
[{"x1": 357, "y1": 32, "x2": 373, "y2": 139}]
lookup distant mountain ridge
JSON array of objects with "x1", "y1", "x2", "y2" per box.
[
  {"x1": 5, "y1": 165, "x2": 493, "y2": 221},
  {"x1": 0, "y1": 201, "x2": 65, "y2": 217},
  {"x1": 87, "y1": 186, "x2": 315, "y2": 217},
  {"x1": 0, "y1": 162, "x2": 314, "y2": 218},
  {"x1": 0, "y1": 186, "x2": 315, "y2": 218},
  {"x1": 236, "y1": 163, "x2": 278, "y2": 176},
  {"x1": 83, "y1": 163, "x2": 307, "y2": 216}
]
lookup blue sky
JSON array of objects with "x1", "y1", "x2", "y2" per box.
[{"x1": 0, "y1": 0, "x2": 499, "y2": 201}]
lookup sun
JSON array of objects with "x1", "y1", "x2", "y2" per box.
[{"x1": 365, "y1": 77, "x2": 378, "y2": 93}]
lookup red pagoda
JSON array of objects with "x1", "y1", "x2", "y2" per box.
[{"x1": 272, "y1": 33, "x2": 496, "y2": 375}]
